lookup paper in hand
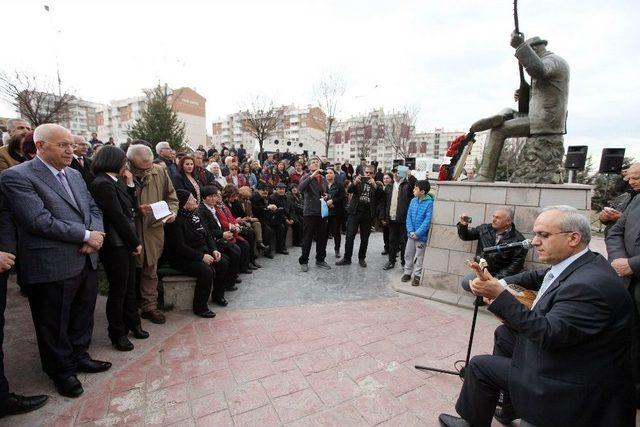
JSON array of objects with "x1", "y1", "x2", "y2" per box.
[{"x1": 150, "y1": 201, "x2": 172, "y2": 221}]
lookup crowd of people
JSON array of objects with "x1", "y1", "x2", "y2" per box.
[{"x1": 0, "y1": 118, "x2": 435, "y2": 417}]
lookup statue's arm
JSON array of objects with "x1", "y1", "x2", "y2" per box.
[{"x1": 514, "y1": 44, "x2": 560, "y2": 79}]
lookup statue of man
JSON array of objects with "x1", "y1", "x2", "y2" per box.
[{"x1": 472, "y1": 32, "x2": 570, "y2": 183}]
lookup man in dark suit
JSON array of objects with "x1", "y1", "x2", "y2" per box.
[
  {"x1": 0, "y1": 188, "x2": 49, "y2": 417},
  {"x1": 606, "y1": 163, "x2": 640, "y2": 406},
  {"x1": 69, "y1": 135, "x2": 93, "y2": 184},
  {"x1": 1, "y1": 124, "x2": 110, "y2": 399},
  {"x1": 440, "y1": 206, "x2": 635, "y2": 427}
]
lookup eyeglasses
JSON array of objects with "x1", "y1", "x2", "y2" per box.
[
  {"x1": 531, "y1": 231, "x2": 575, "y2": 239},
  {"x1": 47, "y1": 142, "x2": 78, "y2": 150},
  {"x1": 364, "y1": 171, "x2": 373, "y2": 175}
]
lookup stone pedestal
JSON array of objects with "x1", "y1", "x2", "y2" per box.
[{"x1": 418, "y1": 181, "x2": 592, "y2": 306}]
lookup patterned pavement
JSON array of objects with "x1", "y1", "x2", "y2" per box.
[{"x1": 2, "y1": 233, "x2": 522, "y2": 426}]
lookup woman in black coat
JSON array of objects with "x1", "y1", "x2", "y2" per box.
[
  {"x1": 164, "y1": 190, "x2": 228, "y2": 317},
  {"x1": 90, "y1": 146, "x2": 148, "y2": 351},
  {"x1": 325, "y1": 168, "x2": 347, "y2": 258}
]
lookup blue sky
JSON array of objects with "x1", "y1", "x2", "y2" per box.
[{"x1": 2, "y1": 0, "x2": 639, "y2": 165}]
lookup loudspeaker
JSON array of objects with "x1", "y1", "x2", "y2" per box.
[
  {"x1": 564, "y1": 146, "x2": 588, "y2": 170},
  {"x1": 599, "y1": 148, "x2": 625, "y2": 174},
  {"x1": 404, "y1": 157, "x2": 416, "y2": 170},
  {"x1": 392, "y1": 159, "x2": 404, "y2": 168}
]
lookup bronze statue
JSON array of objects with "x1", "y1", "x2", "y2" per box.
[{"x1": 472, "y1": 32, "x2": 570, "y2": 183}]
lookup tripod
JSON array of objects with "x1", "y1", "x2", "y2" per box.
[{"x1": 415, "y1": 296, "x2": 483, "y2": 378}]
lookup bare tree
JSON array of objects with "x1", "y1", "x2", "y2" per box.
[
  {"x1": 241, "y1": 96, "x2": 283, "y2": 160},
  {"x1": 0, "y1": 70, "x2": 75, "y2": 126},
  {"x1": 381, "y1": 107, "x2": 418, "y2": 160},
  {"x1": 354, "y1": 113, "x2": 375, "y2": 160},
  {"x1": 314, "y1": 73, "x2": 346, "y2": 158}
]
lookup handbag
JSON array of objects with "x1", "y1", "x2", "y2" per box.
[{"x1": 320, "y1": 198, "x2": 329, "y2": 218}]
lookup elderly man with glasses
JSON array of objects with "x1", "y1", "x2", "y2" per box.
[{"x1": 439, "y1": 206, "x2": 635, "y2": 427}]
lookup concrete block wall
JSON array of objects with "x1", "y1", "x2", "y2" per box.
[{"x1": 421, "y1": 181, "x2": 592, "y2": 296}]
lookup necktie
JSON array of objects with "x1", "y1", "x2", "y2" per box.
[
  {"x1": 57, "y1": 171, "x2": 79, "y2": 210},
  {"x1": 531, "y1": 271, "x2": 555, "y2": 308}
]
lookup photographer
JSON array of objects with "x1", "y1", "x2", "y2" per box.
[
  {"x1": 298, "y1": 158, "x2": 330, "y2": 272},
  {"x1": 458, "y1": 207, "x2": 527, "y2": 292}
]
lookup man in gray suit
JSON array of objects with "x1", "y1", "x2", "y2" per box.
[
  {"x1": 606, "y1": 163, "x2": 640, "y2": 406},
  {"x1": 0, "y1": 124, "x2": 110, "y2": 398}
]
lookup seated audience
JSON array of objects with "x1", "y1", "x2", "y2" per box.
[
  {"x1": 251, "y1": 182, "x2": 286, "y2": 257},
  {"x1": 225, "y1": 163, "x2": 247, "y2": 187},
  {"x1": 174, "y1": 155, "x2": 202, "y2": 203},
  {"x1": 164, "y1": 190, "x2": 228, "y2": 317}
]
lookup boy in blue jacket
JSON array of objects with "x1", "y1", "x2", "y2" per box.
[{"x1": 402, "y1": 180, "x2": 433, "y2": 285}]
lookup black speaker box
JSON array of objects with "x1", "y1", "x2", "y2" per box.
[
  {"x1": 564, "y1": 146, "x2": 588, "y2": 170},
  {"x1": 599, "y1": 148, "x2": 625, "y2": 174}
]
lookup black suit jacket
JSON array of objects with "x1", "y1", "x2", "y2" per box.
[
  {"x1": 0, "y1": 188, "x2": 16, "y2": 255},
  {"x1": 70, "y1": 156, "x2": 94, "y2": 184},
  {"x1": 199, "y1": 203, "x2": 224, "y2": 240},
  {"x1": 492, "y1": 251, "x2": 635, "y2": 426},
  {"x1": 90, "y1": 173, "x2": 140, "y2": 250},
  {"x1": 165, "y1": 212, "x2": 217, "y2": 263}
]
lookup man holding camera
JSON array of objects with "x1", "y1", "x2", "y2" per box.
[
  {"x1": 298, "y1": 158, "x2": 330, "y2": 272},
  {"x1": 458, "y1": 207, "x2": 527, "y2": 292}
]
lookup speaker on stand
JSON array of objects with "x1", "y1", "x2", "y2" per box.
[
  {"x1": 598, "y1": 148, "x2": 626, "y2": 208},
  {"x1": 564, "y1": 146, "x2": 588, "y2": 183}
]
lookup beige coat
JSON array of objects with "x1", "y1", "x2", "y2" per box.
[
  {"x1": 135, "y1": 164, "x2": 178, "y2": 266},
  {"x1": 0, "y1": 146, "x2": 21, "y2": 173}
]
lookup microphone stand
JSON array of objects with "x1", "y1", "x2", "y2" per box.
[{"x1": 415, "y1": 295, "x2": 483, "y2": 378}]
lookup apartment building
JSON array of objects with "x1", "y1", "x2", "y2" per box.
[
  {"x1": 96, "y1": 87, "x2": 207, "y2": 149},
  {"x1": 211, "y1": 105, "x2": 326, "y2": 156}
]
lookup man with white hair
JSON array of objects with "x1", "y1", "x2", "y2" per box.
[
  {"x1": 154, "y1": 141, "x2": 178, "y2": 183},
  {"x1": 1, "y1": 124, "x2": 109, "y2": 398},
  {"x1": 439, "y1": 206, "x2": 635, "y2": 427},
  {"x1": 69, "y1": 135, "x2": 93, "y2": 184},
  {"x1": 128, "y1": 142, "x2": 178, "y2": 324}
]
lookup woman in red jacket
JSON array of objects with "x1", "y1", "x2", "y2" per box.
[{"x1": 215, "y1": 186, "x2": 252, "y2": 272}]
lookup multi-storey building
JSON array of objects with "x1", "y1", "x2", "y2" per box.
[
  {"x1": 211, "y1": 105, "x2": 326, "y2": 157},
  {"x1": 96, "y1": 87, "x2": 207, "y2": 150}
]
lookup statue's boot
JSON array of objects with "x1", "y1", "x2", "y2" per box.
[
  {"x1": 470, "y1": 114, "x2": 505, "y2": 133},
  {"x1": 473, "y1": 130, "x2": 506, "y2": 182}
]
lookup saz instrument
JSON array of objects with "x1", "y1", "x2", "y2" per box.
[{"x1": 467, "y1": 258, "x2": 537, "y2": 309}]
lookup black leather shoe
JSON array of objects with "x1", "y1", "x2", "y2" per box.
[
  {"x1": 226, "y1": 285, "x2": 238, "y2": 291},
  {"x1": 381, "y1": 250, "x2": 389, "y2": 255},
  {"x1": 214, "y1": 297, "x2": 228, "y2": 307},
  {"x1": 263, "y1": 252, "x2": 274, "y2": 259},
  {"x1": 438, "y1": 413, "x2": 470, "y2": 427},
  {"x1": 234, "y1": 278, "x2": 242, "y2": 284},
  {"x1": 401, "y1": 274, "x2": 412, "y2": 282},
  {"x1": 195, "y1": 310, "x2": 216, "y2": 318},
  {"x1": 382, "y1": 262, "x2": 395, "y2": 270},
  {"x1": 240, "y1": 269, "x2": 253, "y2": 274},
  {"x1": 0, "y1": 393, "x2": 48, "y2": 417},
  {"x1": 247, "y1": 264, "x2": 259, "y2": 270},
  {"x1": 54, "y1": 376, "x2": 83, "y2": 398},
  {"x1": 494, "y1": 406, "x2": 517, "y2": 424},
  {"x1": 77, "y1": 359, "x2": 112, "y2": 373},
  {"x1": 358, "y1": 259, "x2": 367, "y2": 268},
  {"x1": 131, "y1": 325, "x2": 149, "y2": 339},
  {"x1": 277, "y1": 250, "x2": 289, "y2": 255},
  {"x1": 256, "y1": 242, "x2": 269, "y2": 251},
  {"x1": 250, "y1": 261, "x2": 262, "y2": 268},
  {"x1": 112, "y1": 336, "x2": 134, "y2": 352},
  {"x1": 335, "y1": 258, "x2": 351, "y2": 266}
]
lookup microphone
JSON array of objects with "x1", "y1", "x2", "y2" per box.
[{"x1": 482, "y1": 239, "x2": 532, "y2": 253}]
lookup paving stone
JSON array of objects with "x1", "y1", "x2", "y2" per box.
[
  {"x1": 260, "y1": 369, "x2": 309, "y2": 399},
  {"x1": 225, "y1": 381, "x2": 269, "y2": 416},
  {"x1": 272, "y1": 388, "x2": 325, "y2": 423}
]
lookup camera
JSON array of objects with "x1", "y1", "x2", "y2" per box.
[
  {"x1": 318, "y1": 170, "x2": 327, "y2": 176},
  {"x1": 462, "y1": 215, "x2": 472, "y2": 223}
]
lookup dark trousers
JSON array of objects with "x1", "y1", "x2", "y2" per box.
[
  {"x1": 239, "y1": 227, "x2": 256, "y2": 260},
  {"x1": 174, "y1": 258, "x2": 223, "y2": 314},
  {"x1": 219, "y1": 242, "x2": 241, "y2": 279},
  {"x1": 291, "y1": 219, "x2": 303, "y2": 246},
  {"x1": 0, "y1": 272, "x2": 9, "y2": 401},
  {"x1": 25, "y1": 258, "x2": 97, "y2": 382},
  {"x1": 327, "y1": 215, "x2": 344, "y2": 252},
  {"x1": 343, "y1": 211, "x2": 373, "y2": 261},
  {"x1": 236, "y1": 238, "x2": 251, "y2": 272},
  {"x1": 299, "y1": 216, "x2": 328, "y2": 264},
  {"x1": 100, "y1": 246, "x2": 140, "y2": 340},
  {"x1": 263, "y1": 222, "x2": 287, "y2": 253},
  {"x1": 493, "y1": 325, "x2": 516, "y2": 413},
  {"x1": 388, "y1": 221, "x2": 406, "y2": 264},
  {"x1": 455, "y1": 354, "x2": 511, "y2": 427},
  {"x1": 215, "y1": 254, "x2": 232, "y2": 290},
  {"x1": 382, "y1": 224, "x2": 389, "y2": 252}
]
